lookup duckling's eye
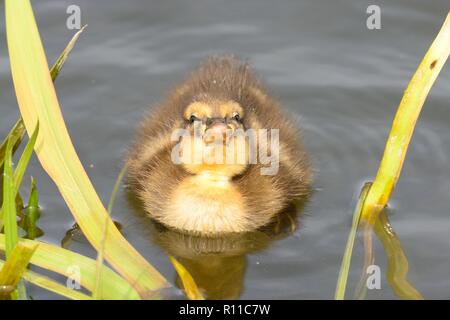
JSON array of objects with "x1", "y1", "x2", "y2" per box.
[
  {"x1": 189, "y1": 114, "x2": 199, "y2": 124},
  {"x1": 232, "y1": 112, "x2": 241, "y2": 122}
]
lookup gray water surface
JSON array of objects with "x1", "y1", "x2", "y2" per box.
[{"x1": 1, "y1": 0, "x2": 450, "y2": 299}]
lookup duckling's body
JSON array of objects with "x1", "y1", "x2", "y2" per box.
[{"x1": 126, "y1": 56, "x2": 312, "y2": 235}]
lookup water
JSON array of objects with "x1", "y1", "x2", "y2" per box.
[{"x1": 1, "y1": 0, "x2": 450, "y2": 299}]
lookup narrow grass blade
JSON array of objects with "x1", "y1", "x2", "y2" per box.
[
  {"x1": 5, "y1": 0, "x2": 169, "y2": 295},
  {"x1": 0, "y1": 243, "x2": 37, "y2": 289},
  {"x1": 0, "y1": 123, "x2": 39, "y2": 232},
  {"x1": 92, "y1": 164, "x2": 128, "y2": 299},
  {"x1": 13, "y1": 123, "x2": 39, "y2": 195},
  {"x1": 169, "y1": 256, "x2": 204, "y2": 300},
  {"x1": 50, "y1": 25, "x2": 87, "y2": 80},
  {"x1": 0, "y1": 258, "x2": 92, "y2": 300},
  {"x1": 362, "y1": 13, "x2": 450, "y2": 224},
  {"x1": 0, "y1": 235, "x2": 140, "y2": 300},
  {"x1": 107, "y1": 164, "x2": 129, "y2": 217},
  {"x1": 335, "y1": 183, "x2": 371, "y2": 300},
  {"x1": 27, "y1": 178, "x2": 38, "y2": 211},
  {"x1": 92, "y1": 215, "x2": 108, "y2": 299},
  {"x1": 24, "y1": 177, "x2": 42, "y2": 240},
  {"x1": 0, "y1": 118, "x2": 25, "y2": 169},
  {"x1": 353, "y1": 222, "x2": 374, "y2": 300},
  {"x1": 2, "y1": 137, "x2": 31, "y2": 300},
  {"x1": 2, "y1": 137, "x2": 18, "y2": 258}
]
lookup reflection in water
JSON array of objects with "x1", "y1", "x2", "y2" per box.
[
  {"x1": 355, "y1": 209, "x2": 423, "y2": 300},
  {"x1": 141, "y1": 199, "x2": 308, "y2": 299},
  {"x1": 61, "y1": 221, "x2": 123, "y2": 249},
  {"x1": 373, "y1": 210, "x2": 423, "y2": 299}
]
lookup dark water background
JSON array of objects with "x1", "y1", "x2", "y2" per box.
[{"x1": 1, "y1": 0, "x2": 450, "y2": 299}]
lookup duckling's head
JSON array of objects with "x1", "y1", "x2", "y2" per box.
[
  {"x1": 166, "y1": 55, "x2": 281, "y2": 180},
  {"x1": 177, "y1": 98, "x2": 250, "y2": 178}
]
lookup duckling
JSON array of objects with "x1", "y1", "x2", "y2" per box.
[{"x1": 126, "y1": 56, "x2": 312, "y2": 235}]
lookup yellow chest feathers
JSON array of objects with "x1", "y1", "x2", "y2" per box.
[{"x1": 164, "y1": 172, "x2": 251, "y2": 234}]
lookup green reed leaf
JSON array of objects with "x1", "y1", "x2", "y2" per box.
[
  {"x1": 0, "y1": 119, "x2": 25, "y2": 169},
  {"x1": 0, "y1": 257, "x2": 92, "y2": 300},
  {"x1": 0, "y1": 235, "x2": 140, "y2": 299},
  {"x1": 0, "y1": 243, "x2": 37, "y2": 290},
  {"x1": 335, "y1": 183, "x2": 371, "y2": 300},
  {"x1": 2, "y1": 137, "x2": 18, "y2": 258}
]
